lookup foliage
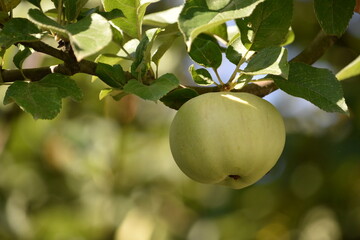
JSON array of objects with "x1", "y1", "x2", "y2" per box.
[
  {"x1": 0, "y1": 0, "x2": 360, "y2": 239},
  {"x1": 0, "y1": 0, "x2": 357, "y2": 119}
]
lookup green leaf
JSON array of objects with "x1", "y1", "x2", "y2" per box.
[
  {"x1": 336, "y1": 56, "x2": 360, "y2": 81},
  {"x1": 64, "y1": 0, "x2": 77, "y2": 21},
  {"x1": 314, "y1": 0, "x2": 356, "y2": 36},
  {"x1": 244, "y1": 47, "x2": 289, "y2": 78},
  {"x1": 226, "y1": 34, "x2": 248, "y2": 65},
  {"x1": 272, "y1": 62, "x2": 349, "y2": 114},
  {"x1": 206, "y1": 0, "x2": 232, "y2": 10},
  {"x1": 118, "y1": 39, "x2": 140, "y2": 58},
  {"x1": 111, "y1": 25, "x2": 124, "y2": 46},
  {"x1": 131, "y1": 28, "x2": 162, "y2": 79},
  {"x1": 204, "y1": 23, "x2": 228, "y2": 42},
  {"x1": 28, "y1": 9, "x2": 112, "y2": 60},
  {"x1": 98, "y1": 8, "x2": 125, "y2": 20},
  {"x1": 96, "y1": 63, "x2": 127, "y2": 88},
  {"x1": 99, "y1": 88, "x2": 114, "y2": 100},
  {"x1": 160, "y1": 88, "x2": 199, "y2": 110},
  {"x1": 281, "y1": 28, "x2": 295, "y2": 46},
  {"x1": 66, "y1": 13, "x2": 112, "y2": 61},
  {"x1": 189, "y1": 34, "x2": 222, "y2": 69},
  {"x1": 28, "y1": 8, "x2": 68, "y2": 37},
  {"x1": 236, "y1": 0, "x2": 293, "y2": 50},
  {"x1": 95, "y1": 54, "x2": 123, "y2": 64},
  {"x1": 0, "y1": 18, "x2": 42, "y2": 49},
  {"x1": 26, "y1": 0, "x2": 42, "y2": 8},
  {"x1": 178, "y1": 0, "x2": 265, "y2": 49},
  {"x1": 76, "y1": 0, "x2": 89, "y2": 14},
  {"x1": 99, "y1": 89, "x2": 128, "y2": 101},
  {"x1": 67, "y1": 0, "x2": 90, "y2": 21},
  {"x1": 92, "y1": 54, "x2": 123, "y2": 82},
  {"x1": 102, "y1": 0, "x2": 159, "y2": 39},
  {"x1": 123, "y1": 73, "x2": 179, "y2": 101},
  {"x1": 0, "y1": 0, "x2": 21, "y2": 12},
  {"x1": 38, "y1": 73, "x2": 83, "y2": 101},
  {"x1": 4, "y1": 81, "x2": 62, "y2": 120},
  {"x1": 0, "y1": 11, "x2": 9, "y2": 24},
  {"x1": 13, "y1": 45, "x2": 33, "y2": 69},
  {"x1": 112, "y1": 91, "x2": 129, "y2": 101},
  {"x1": 189, "y1": 65, "x2": 214, "y2": 86},
  {"x1": 143, "y1": 5, "x2": 183, "y2": 27},
  {"x1": 233, "y1": 74, "x2": 253, "y2": 90},
  {"x1": 152, "y1": 24, "x2": 181, "y2": 67},
  {"x1": 3, "y1": 74, "x2": 83, "y2": 119}
]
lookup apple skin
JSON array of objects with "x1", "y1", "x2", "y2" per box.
[{"x1": 169, "y1": 92, "x2": 286, "y2": 189}]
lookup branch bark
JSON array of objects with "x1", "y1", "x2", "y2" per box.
[
  {"x1": 1, "y1": 30, "x2": 338, "y2": 98},
  {"x1": 197, "y1": 30, "x2": 339, "y2": 97},
  {"x1": 20, "y1": 41, "x2": 68, "y2": 61},
  {"x1": 1, "y1": 60, "x2": 97, "y2": 82}
]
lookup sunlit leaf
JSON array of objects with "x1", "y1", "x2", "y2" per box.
[
  {"x1": 29, "y1": 9, "x2": 112, "y2": 61},
  {"x1": 336, "y1": 56, "x2": 360, "y2": 81},
  {"x1": 189, "y1": 65, "x2": 214, "y2": 86},
  {"x1": 244, "y1": 47, "x2": 289, "y2": 78},
  {"x1": 143, "y1": 5, "x2": 183, "y2": 27},
  {"x1": 152, "y1": 24, "x2": 180, "y2": 66},
  {"x1": 131, "y1": 28, "x2": 162, "y2": 79},
  {"x1": 66, "y1": 13, "x2": 112, "y2": 61},
  {"x1": 28, "y1": 8, "x2": 68, "y2": 37},
  {"x1": 226, "y1": 34, "x2": 248, "y2": 65},
  {"x1": 178, "y1": 0, "x2": 265, "y2": 49},
  {"x1": 102, "y1": 0, "x2": 159, "y2": 39},
  {"x1": 99, "y1": 88, "x2": 113, "y2": 100}
]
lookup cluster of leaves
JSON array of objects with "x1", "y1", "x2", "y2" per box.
[{"x1": 0, "y1": 0, "x2": 359, "y2": 119}]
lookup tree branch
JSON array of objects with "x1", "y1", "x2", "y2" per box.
[
  {"x1": 1, "y1": 60, "x2": 97, "y2": 82},
  {"x1": 290, "y1": 30, "x2": 339, "y2": 64},
  {"x1": 238, "y1": 30, "x2": 339, "y2": 96},
  {"x1": 20, "y1": 41, "x2": 68, "y2": 61},
  {"x1": 1, "y1": 30, "x2": 338, "y2": 98},
  {"x1": 186, "y1": 30, "x2": 339, "y2": 97}
]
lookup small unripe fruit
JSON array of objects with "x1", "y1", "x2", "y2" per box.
[{"x1": 169, "y1": 92, "x2": 286, "y2": 189}]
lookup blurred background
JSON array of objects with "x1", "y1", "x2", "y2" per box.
[{"x1": 0, "y1": 0, "x2": 360, "y2": 239}]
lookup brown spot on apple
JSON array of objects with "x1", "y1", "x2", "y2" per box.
[{"x1": 228, "y1": 175, "x2": 241, "y2": 180}]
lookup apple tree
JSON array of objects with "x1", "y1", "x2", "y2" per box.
[
  {"x1": 0, "y1": 0, "x2": 357, "y2": 118},
  {"x1": 0, "y1": 0, "x2": 360, "y2": 239},
  {"x1": 1, "y1": 0, "x2": 358, "y2": 188}
]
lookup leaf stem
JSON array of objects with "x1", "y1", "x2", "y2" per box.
[
  {"x1": 57, "y1": 0, "x2": 63, "y2": 24},
  {"x1": 120, "y1": 45, "x2": 134, "y2": 60},
  {"x1": 228, "y1": 50, "x2": 250, "y2": 84},
  {"x1": 213, "y1": 68, "x2": 225, "y2": 85}
]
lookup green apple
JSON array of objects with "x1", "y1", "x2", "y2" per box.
[{"x1": 169, "y1": 92, "x2": 286, "y2": 189}]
